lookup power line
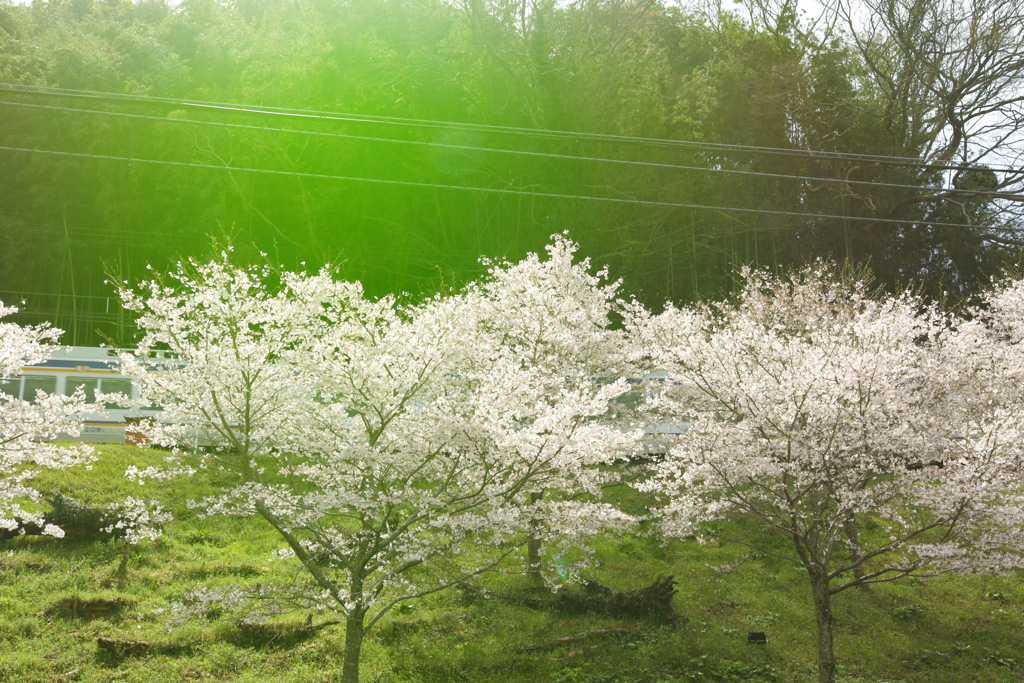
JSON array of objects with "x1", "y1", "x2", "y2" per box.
[
  {"x1": 10, "y1": 221, "x2": 537, "y2": 273},
  {"x1": 10, "y1": 221, "x2": 192, "y2": 244},
  {"x1": 3, "y1": 98, "x2": 1021, "y2": 200},
  {"x1": 19, "y1": 221, "x2": 171, "y2": 239},
  {"x1": 12, "y1": 222, "x2": 487, "y2": 261},
  {"x1": 0, "y1": 144, "x2": 1013, "y2": 232},
  {"x1": 0, "y1": 289, "x2": 114, "y2": 301},
  {"x1": 3, "y1": 82, "x2": 1022, "y2": 175},
  {"x1": 9, "y1": 309, "x2": 128, "y2": 323}
]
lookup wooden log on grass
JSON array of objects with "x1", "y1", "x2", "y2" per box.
[
  {"x1": 0, "y1": 494, "x2": 123, "y2": 541},
  {"x1": 525, "y1": 575, "x2": 679, "y2": 624}
]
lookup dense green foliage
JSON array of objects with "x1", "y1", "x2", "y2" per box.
[
  {"x1": 2, "y1": 0, "x2": 1022, "y2": 344},
  {"x1": 1, "y1": 444, "x2": 1022, "y2": 682}
]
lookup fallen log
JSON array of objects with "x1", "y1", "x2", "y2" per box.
[
  {"x1": 524, "y1": 575, "x2": 679, "y2": 624},
  {"x1": 0, "y1": 494, "x2": 124, "y2": 541},
  {"x1": 46, "y1": 596, "x2": 133, "y2": 620}
]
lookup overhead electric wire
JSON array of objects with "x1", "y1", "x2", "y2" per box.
[
  {"x1": 13, "y1": 221, "x2": 479, "y2": 260},
  {"x1": 3, "y1": 82, "x2": 1022, "y2": 176},
  {"x1": 0, "y1": 144, "x2": 1012, "y2": 232},
  {"x1": 0, "y1": 289, "x2": 116, "y2": 301},
  {"x1": 12, "y1": 220, "x2": 200, "y2": 243},
  {"x1": 2, "y1": 98, "x2": 1020, "y2": 200},
  {"x1": 9, "y1": 309, "x2": 129, "y2": 323}
]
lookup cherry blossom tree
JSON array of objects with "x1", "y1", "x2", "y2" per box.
[
  {"x1": 626, "y1": 265, "x2": 1024, "y2": 683},
  {"x1": 468, "y1": 236, "x2": 638, "y2": 582},
  {"x1": 117, "y1": 238, "x2": 636, "y2": 683},
  {"x1": 0, "y1": 302, "x2": 93, "y2": 538}
]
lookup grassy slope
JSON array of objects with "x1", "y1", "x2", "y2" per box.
[{"x1": 0, "y1": 445, "x2": 1022, "y2": 683}]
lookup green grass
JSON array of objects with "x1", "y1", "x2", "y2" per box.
[{"x1": 1, "y1": 445, "x2": 1022, "y2": 682}]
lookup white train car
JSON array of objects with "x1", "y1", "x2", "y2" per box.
[
  {"x1": 4, "y1": 347, "x2": 687, "y2": 449},
  {"x1": 0, "y1": 346, "x2": 163, "y2": 443}
]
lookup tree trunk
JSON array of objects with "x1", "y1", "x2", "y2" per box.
[
  {"x1": 526, "y1": 536, "x2": 543, "y2": 583},
  {"x1": 341, "y1": 608, "x2": 366, "y2": 683},
  {"x1": 526, "y1": 492, "x2": 543, "y2": 584},
  {"x1": 809, "y1": 570, "x2": 837, "y2": 683},
  {"x1": 842, "y1": 514, "x2": 869, "y2": 591}
]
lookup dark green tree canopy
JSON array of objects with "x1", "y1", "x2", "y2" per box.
[{"x1": 1, "y1": 0, "x2": 1021, "y2": 343}]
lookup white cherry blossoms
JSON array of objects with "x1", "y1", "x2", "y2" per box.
[
  {"x1": 627, "y1": 264, "x2": 1024, "y2": 579},
  {"x1": 113, "y1": 238, "x2": 640, "y2": 671},
  {"x1": 0, "y1": 302, "x2": 93, "y2": 537}
]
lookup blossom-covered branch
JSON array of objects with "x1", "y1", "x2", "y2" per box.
[
  {"x1": 0, "y1": 302, "x2": 93, "y2": 537},
  {"x1": 117, "y1": 238, "x2": 639, "y2": 683},
  {"x1": 627, "y1": 264, "x2": 1024, "y2": 683}
]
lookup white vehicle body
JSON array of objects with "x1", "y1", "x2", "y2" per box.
[
  {"x1": 4, "y1": 347, "x2": 687, "y2": 449},
  {"x1": 0, "y1": 346, "x2": 165, "y2": 443}
]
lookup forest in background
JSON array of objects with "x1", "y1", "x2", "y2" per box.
[{"x1": 1, "y1": 0, "x2": 1023, "y2": 345}]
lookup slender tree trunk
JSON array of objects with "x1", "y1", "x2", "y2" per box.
[
  {"x1": 341, "y1": 607, "x2": 367, "y2": 683},
  {"x1": 526, "y1": 492, "x2": 543, "y2": 584},
  {"x1": 809, "y1": 570, "x2": 837, "y2": 683},
  {"x1": 842, "y1": 514, "x2": 869, "y2": 591},
  {"x1": 116, "y1": 542, "x2": 130, "y2": 589},
  {"x1": 527, "y1": 537, "x2": 543, "y2": 582}
]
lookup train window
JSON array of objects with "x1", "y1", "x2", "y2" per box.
[
  {"x1": 23, "y1": 375, "x2": 57, "y2": 401},
  {"x1": 0, "y1": 378, "x2": 21, "y2": 399},
  {"x1": 64, "y1": 377, "x2": 99, "y2": 403},
  {"x1": 99, "y1": 378, "x2": 133, "y2": 408}
]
